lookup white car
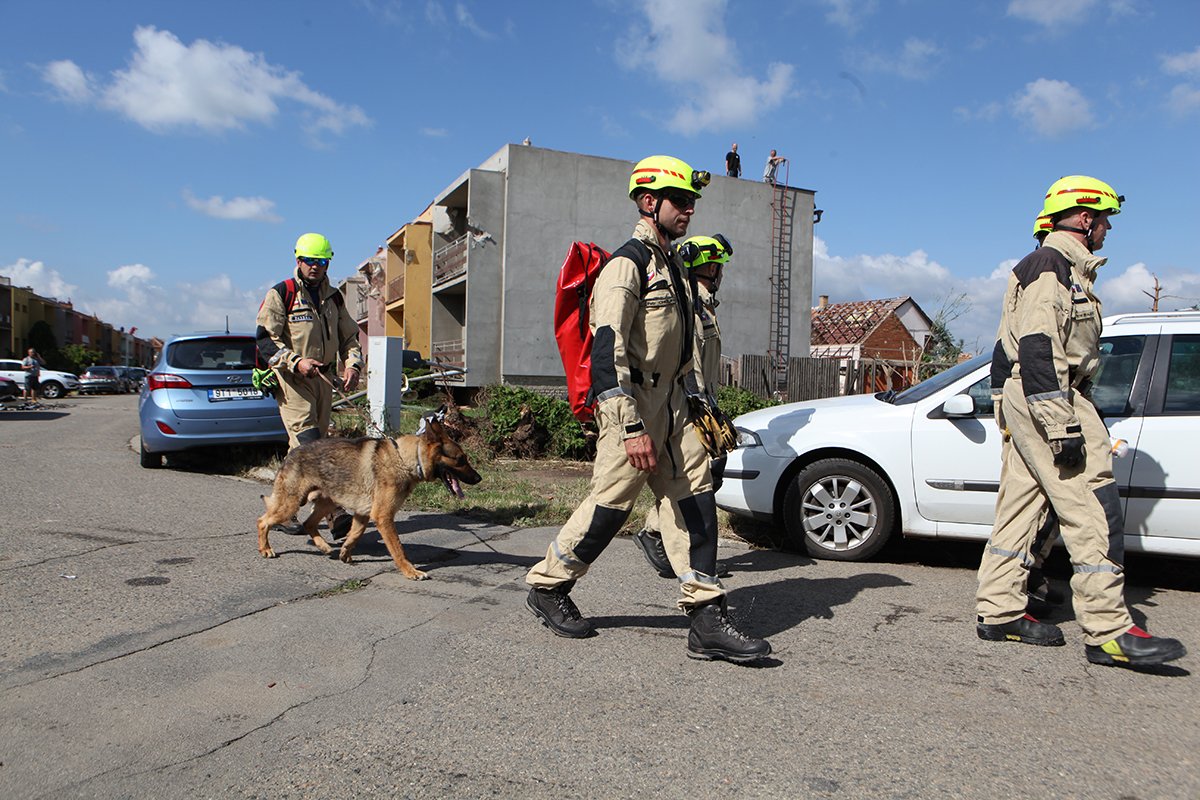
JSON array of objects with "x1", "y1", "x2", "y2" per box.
[
  {"x1": 0, "y1": 358, "x2": 80, "y2": 399},
  {"x1": 716, "y1": 311, "x2": 1200, "y2": 561}
]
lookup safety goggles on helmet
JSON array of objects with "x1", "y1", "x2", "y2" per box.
[
  {"x1": 663, "y1": 191, "x2": 698, "y2": 210},
  {"x1": 629, "y1": 155, "x2": 710, "y2": 199},
  {"x1": 1040, "y1": 175, "x2": 1123, "y2": 219},
  {"x1": 298, "y1": 256, "x2": 330, "y2": 268},
  {"x1": 678, "y1": 234, "x2": 733, "y2": 269}
]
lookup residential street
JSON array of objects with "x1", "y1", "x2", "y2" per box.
[{"x1": 2, "y1": 394, "x2": 1198, "y2": 799}]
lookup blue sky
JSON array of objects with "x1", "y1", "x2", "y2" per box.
[{"x1": 3, "y1": 0, "x2": 1199, "y2": 349}]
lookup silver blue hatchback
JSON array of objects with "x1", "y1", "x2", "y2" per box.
[{"x1": 138, "y1": 333, "x2": 287, "y2": 467}]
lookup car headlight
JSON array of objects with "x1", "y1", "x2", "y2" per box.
[{"x1": 735, "y1": 427, "x2": 762, "y2": 448}]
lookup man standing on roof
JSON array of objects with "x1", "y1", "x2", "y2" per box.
[
  {"x1": 256, "y1": 233, "x2": 364, "y2": 450},
  {"x1": 977, "y1": 176, "x2": 1186, "y2": 669},
  {"x1": 635, "y1": 234, "x2": 734, "y2": 578},
  {"x1": 525, "y1": 155, "x2": 771, "y2": 664},
  {"x1": 725, "y1": 143, "x2": 741, "y2": 178},
  {"x1": 763, "y1": 149, "x2": 785, "y2": 184}
]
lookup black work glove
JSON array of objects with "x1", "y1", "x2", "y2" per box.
[{"x1": 1050, "y1": 435, "x2": 1085, "y2": 468}]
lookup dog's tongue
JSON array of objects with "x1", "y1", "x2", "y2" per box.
[{"x1": 445, "y1": 474, "x2": 464, "y2": 499}]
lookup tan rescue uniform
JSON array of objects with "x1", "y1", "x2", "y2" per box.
[
  {"x1": 977, "y1": 231, "x2": 1132, "y2": 644},
  {"x1": 644, "y1": 282, "x2": 722, "y2": 531},
  {"x1": 256, "y1": 267, "x2": 364, "y2": 449},
  {"x1": 527, "y1": 219, "x2": 722, "y2": 610}
]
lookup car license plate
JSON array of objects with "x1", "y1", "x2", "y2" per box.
[{"x1": 208, "y1": 387, "x2": 264, "y2": 401}]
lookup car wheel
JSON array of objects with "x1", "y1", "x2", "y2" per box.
[
  {"x1": 139, "y1": 440, "x2": 163, "y2": 469},
  {"x1": 40, "y1": 381, "x2": 63, "y2": 399},
  {"x1": 781, "y1": 458, "x2": 896, "y2": 561}
]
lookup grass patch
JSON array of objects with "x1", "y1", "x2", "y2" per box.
[{"x1": 315, "y1": 578, "x2": 370, "y2": 598}]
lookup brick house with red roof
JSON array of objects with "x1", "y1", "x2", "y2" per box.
[{"x1": 809, "y1": 295, "x2": 934, "y2": 390}]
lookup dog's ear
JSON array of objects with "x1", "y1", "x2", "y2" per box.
[{"x1": 422, "y1": 417, "x2": 445, "y2": 439}]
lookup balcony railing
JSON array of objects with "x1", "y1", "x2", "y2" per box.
[
  {"x1": 386, "y1": 273, "x2": 405, "y2": 304},
  {"x1": 433, "y1": 234, "x2": 468, "y2": 286},
  {"x1": 431, "y1": 338, "x2": 465, "y2": 373}
]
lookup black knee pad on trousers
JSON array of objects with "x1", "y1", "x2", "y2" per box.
[
  {"x1": 295, "y1": 427, "x2": 322, "y2": 445},
  {"x1": 710, "y1": 456, "x2": 727, "y2": 493},
  {"x1": 573, "y1": 505, "x2": 630, "y2": 564},
  {"x1": 678, "y1": 491, "x2": 718, "y2": 577},
  {"x1": 1093, "y1": 482, "x2": 1125, "y2": 564}
]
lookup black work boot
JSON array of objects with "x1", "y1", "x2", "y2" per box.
[
  {"x1": 1026, "y1": 568, "x2": 1065, "y2": 607},
  {"x1": 687, "y1": 601, "x2": 771, "y2": 663},
  {"x1": 1085, "y1": 625, "x2": 1187, "y2": 668},
  {"x1": 976, "y1": 614, "x2": 1065, "y2": 646},
  {"x1": 329, "y1": 511, "x2": 353, "y2": 540},
  {"x1": 634, "y1": 529, "x2": 674, "y2": 578},
  {"x1": 527, "y1": 581, "x2": 593, "y2": 639}
]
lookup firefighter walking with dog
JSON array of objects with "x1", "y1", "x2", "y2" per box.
[
  {"x1": 634, "y1": 234, "x2": 736, "y2": 578},
  {"x1": 976, "y1": 176, "x2": 1186, "y2": 668},
  {"x1": 256, "y1": 232, "x2": 363, "y2": 450},
  {"x1": 526, "y1": 155, "x2": 771, "y2": 663}
]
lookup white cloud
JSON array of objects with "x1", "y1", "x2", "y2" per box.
[
  {"x1": 1162, "y1": 46, "x2": 1200, "y2": 116},
  {"x1": 83, "y1": 268, "x2": 263, "y2": 337},
  {"x1": 454, "y1": 2, "x2": 495, "y2": 38},
  {"x1": 182, "y1": 189, "x2": 283, "y2": 222},
  {"x1": 107, "y1": 264, "x2": 155, "y2": 289},
  {"x1": 1006, "y1": 0, "x2": 1097, "y2": 27},
  {"x1": 1099, "y1": 262, "x2": 1200, "y2": 314},
  {"x1": 857, "y1": 37, "x2": 942, "y2": 80},
  {"x1": 42, "y1": 60, "x2": 94, "y2": 103},
  {"x1": 1011, "y1": 78, "x2": 1095, "y2": 137},
  {"x1": 812, "y1": 237, "x2": 1012, "y2": 352},
  {"x1": 1163, "y1": 46, "x2": 1200, "y2": 76},
  {"x1": 818, "y1": 0, "x2": 879, "y2": 33},
  {"x1": 954, "y1": 101, "x2": 1003, "y2": 122},
  {"x1": 1, "y1": 258, "x2": 78, "y2": 300},
  {"x1": 42, "y1": 27, "x2": 369, "y2": 140},
  {"x1": 1166, "y1": 83, "x2": 1200, "y2": 116},
  {"x1": 622, "y1": 0, "x2": 795, "y2": 134}
]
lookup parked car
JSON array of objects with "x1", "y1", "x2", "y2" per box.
[
  {"x1": 716, "y1": 311, "x2": 1200, "y2": 561},
  {"x1": 113, "y1": 366, "x2": 144, "y2": 393},
  {"x1": 124, "y1": 367, "x2": 148, "y2": 391},
  {"x1": 0, "y1": 376, "x2": 19, "y2": 404},
  {"x1": 78, "y1": 366, "x2": 125, "y2": 394},
  {"x1": 0, "y1": 359, "x2": 80, "y2": 399},
  {"x1": 138, "y1": 332, "x2": 287, "y2": 468}
]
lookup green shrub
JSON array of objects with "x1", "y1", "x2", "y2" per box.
[
  {"x1": 479, "y1": 385, "x2": 590, "y2": 460},
  {"x1": 717, "y1": 384, "x2": 779, "y2": 418}
]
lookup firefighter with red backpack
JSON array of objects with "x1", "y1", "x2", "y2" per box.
[
  {"x1": 526, "y1": 156, "x2": 771, "y2": 663},
  {"x1": 255, "y1": 232, "x2": 364, "y2": 450}
]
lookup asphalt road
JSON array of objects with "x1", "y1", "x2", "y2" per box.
[{"x1": 1, "y1": 393, "x2": 1197, "y2": 799}]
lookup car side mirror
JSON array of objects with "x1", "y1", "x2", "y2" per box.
[{"x1": 941, "y1": 394, "x2": 976, "y2": 418}]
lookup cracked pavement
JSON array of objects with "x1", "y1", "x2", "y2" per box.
[{"x1": 2, "y1": 394, "x2": 1198, "y2": 799}]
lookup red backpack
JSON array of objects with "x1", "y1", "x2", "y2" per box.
[{"x1": 553, "y1": 239, "x2": 651, "y2": 422}]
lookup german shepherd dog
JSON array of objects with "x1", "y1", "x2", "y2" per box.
[{"x1": 257, "y1": 417, "x2": 482, "y2": 580}]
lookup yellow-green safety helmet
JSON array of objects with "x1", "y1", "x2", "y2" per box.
[
  {"x1": 629, "y1": 155, "x2": 711, "y2": 199},
  {"x1": 295, "y1": 232, "x2": 334, "y2": 260},
  {"x1": 678, "y1": 234, "x2": 733, "y2": 269},
  {"x1": 1040, "y1": 175, "x2": 1123, "y2": 219},
  {"x1": 1033, "y1": 214, "x2": 1052, "y2": 239}
]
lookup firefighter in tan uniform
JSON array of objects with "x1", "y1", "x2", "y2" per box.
[
  {"x1": 977, "y1": 177, "x2": 1185, "y2": 668},
  {"x1": 256, "y1": 232, "x2": 363, "y2": 450},
  {"x1": 526, "y1": 156, "x2": 770, "y2": 663},
  {"x1": 635, "y1": 234, "x2": 734, "y2": 578}
]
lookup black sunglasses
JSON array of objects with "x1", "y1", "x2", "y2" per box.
[
  {"x1": 663, "y1": 192, "x2": 697, "y2": 210},
  {"x1": 299, "y1": 257, "x2": 330, "y2": 267}
]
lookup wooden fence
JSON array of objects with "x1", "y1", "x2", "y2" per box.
[{"x1": 729, "y1": 355, "x2": 934, "y2": 402}]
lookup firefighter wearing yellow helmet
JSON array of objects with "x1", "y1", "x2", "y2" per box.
[
  {"x1": 978, "y1": 177, "x2": 1186, "y2": 668},
  {"x1": 526, "y1": 157, "x2": 770, "y2": 663},
  {"x1": 635, "y1": 234, "x2": 737, "y2": 576},
  {"x1": 256, "y1": 232, "x2": 364, "y2": 450}
]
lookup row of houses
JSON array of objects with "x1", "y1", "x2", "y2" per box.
[
  {"x1": 0, "y1": 276, "x2": 157, "y2": 366},
  {"x1": 331, "y1": 142, "x2": 940, "y2": 399}
]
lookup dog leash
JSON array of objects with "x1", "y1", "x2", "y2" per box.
[{"x1": 314, "y1": 369, "x2": 385, "y2": 437}]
